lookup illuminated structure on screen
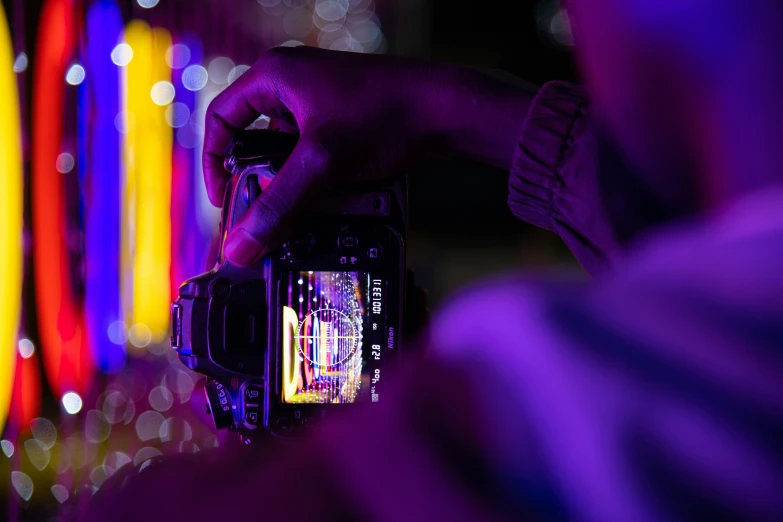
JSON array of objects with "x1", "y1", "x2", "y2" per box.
[
  {"x1": 0, "y1": 1, "x2": 24, "y2": 435},
  {"x1": 32, "y1": 0, "x2": 94, "y2": 398},
  {"x1": 123, "y1": 21, "x2": 173, "y2": 344},
  {"x1": 84, "y1": 0, "x2": 125, "y2": 372}
]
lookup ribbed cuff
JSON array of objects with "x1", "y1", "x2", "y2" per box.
[{"x1": 508, "y1": 81, "x2": 589, "y2": 231}]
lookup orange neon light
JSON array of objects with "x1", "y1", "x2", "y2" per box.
[{"x1": 32, "y1": 0, "x2": 93, "y2": 397}]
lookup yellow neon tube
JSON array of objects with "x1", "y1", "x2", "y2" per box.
[
  {"x1": 124, "y1": 22, "x2": 173, "y2": 343},
  {"x1": 0, "y1": 3, "x2": 23, "y2": 434}
]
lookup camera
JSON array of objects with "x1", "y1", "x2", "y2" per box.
[{"x1": 171, "y1": 130, "x2": 406, "y2": 442}]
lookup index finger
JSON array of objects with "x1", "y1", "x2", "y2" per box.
[{"x1": 202, "y1": 58, "x2": 281, "y2": 207}]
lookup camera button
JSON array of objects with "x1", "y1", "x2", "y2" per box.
[
  {"x1": 367, "y1": 245, "x2": 382, "y2": 259},
  {"x1": 338, "y1": 234, "x2": 359, "y2": 249},
  {"x1": 245, "y1": 411, "x2": 259, "y2": 426},
  {"x1": 209, "y1": 279, "x2": 230, "y2": 298},
  {"x1": 244, "y1": 385, "x2": 261, "y2": 402}
]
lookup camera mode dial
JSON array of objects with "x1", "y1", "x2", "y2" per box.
[{"x1": 204, "y1": 380, "x2": 234, "y2": 431}]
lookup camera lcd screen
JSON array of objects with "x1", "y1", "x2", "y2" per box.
[{"x1": 281, "y1": 271, "x2": 386, "y2": 404}]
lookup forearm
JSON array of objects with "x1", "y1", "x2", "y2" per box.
[{"x1": 422, "y1": 65, "x2": 537, "y2": 170}]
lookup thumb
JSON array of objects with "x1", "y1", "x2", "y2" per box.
[{"x1": 223, "y1": 137, "x2": 332, "y2": 265}]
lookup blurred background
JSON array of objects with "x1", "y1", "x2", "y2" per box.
[{"x1": 0, "y1": 0, "x2": 578, "y2": 519}]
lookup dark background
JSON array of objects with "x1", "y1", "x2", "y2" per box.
[
  {"x1": 393, "y1": 0, "x2": 582, "y2": 302},
  {"x1": 4, "y1": 0, "x2": 582, "y2": 307}
]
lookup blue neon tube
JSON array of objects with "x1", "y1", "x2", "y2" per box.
[{"x1": 83, "y1": 0, "x2": 124, "y2": 372}]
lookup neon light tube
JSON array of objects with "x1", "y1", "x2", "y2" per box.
[
  {"x1": 32, "y1": 0, "x2": 93, "y2": 397},
  {"x1": 83, "y1": 0, "x2": 124, "y2": 372},
  {"x1": 0, "y1": 1, "x2": 24, "y2": 435},
  {"x1": 171, "y1": 37, "x2": 214, "y2": 299},
  {"x1": 10, "y1": 352, "x2": 42, "y2": 433},
  {"x1": 124, "y1": 21, "x2": 173, "y2": 344}
]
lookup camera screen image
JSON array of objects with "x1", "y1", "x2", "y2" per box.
[{"x1": 281, "y1": 271, "x2": 386, "y2": 404}]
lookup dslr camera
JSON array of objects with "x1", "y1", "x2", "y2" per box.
[{"x1": 171, "y1": 130, "x2": 406, "y2": 442}]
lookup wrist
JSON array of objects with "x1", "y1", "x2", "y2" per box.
[{"x1": 417, "y1": 65, "x2": 536, "y2": 170}]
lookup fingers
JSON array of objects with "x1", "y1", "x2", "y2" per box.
[
  {"x1": 223, "y1": 136, "x2": 332, "y2": 265},
  {"x1": 202, "y1": 55, "x2": 284, "y2": 207}
]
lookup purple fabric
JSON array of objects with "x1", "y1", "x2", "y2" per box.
[
  {"x1": 509, "y1": 81, "x2": 621, "y2": 276},
  {"x1": 430, "y1": 186, "x2": 783, "y2": 521}
]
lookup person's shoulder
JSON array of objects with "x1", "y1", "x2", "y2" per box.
[{"x1": 428, "y1": 269, "x2": 593, "y2": 363}]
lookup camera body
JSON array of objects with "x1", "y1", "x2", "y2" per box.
[{"x1": 171, "y1": 130, "x2": 406, "y2": 442}]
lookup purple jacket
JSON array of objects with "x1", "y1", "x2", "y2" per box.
[{"x1": 84, "y1": 82, "x2": 783, "y2": 522}]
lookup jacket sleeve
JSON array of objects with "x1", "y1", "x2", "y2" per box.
[{"x1": 509, "y1": 81, "x2": 621, "y2": 276}]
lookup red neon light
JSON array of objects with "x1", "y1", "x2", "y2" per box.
[
  {"x1": 32, "y1": 0, "x2": 93, "y2": 398},
  {"x1": 9, "y1": 353, "x2": 42, "y2": 433}
]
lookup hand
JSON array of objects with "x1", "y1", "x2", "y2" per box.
[{"x1": 204, "y1": 46, "x2": 533, "y2": 265}]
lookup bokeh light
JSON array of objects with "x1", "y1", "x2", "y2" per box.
[
  {"x1": 50, "y1": 442, "x2": 71, "y2": 474},
  {"x1": 128, "y1": 323, "x2": 152, "y2": 347},
  {"x1": 159, "y1": 417, "x2": 193, "y2": 442},
  {"x1": 315, "y1": 0, "x2": 348, "y2": 22},
  {"x1": 111, "y1": 43, "x2": 133, "y2": 66},
  {"x1": 283, "y1": 8, "x2": 314, "y2": 38},
  {"x1": 65, "y1": 434, "x2": 97, "y2": 470},
  {"x1": 227, "y1": 64, "x2": 251, "y2": 84},
  {"x1": 163, "y1": 369, "x2": 196, "y2": 402},
  {"x1": 84, "y1": 409, "x2": 112, "y2": 443},
  {"x1": 11, "y1": 471, "x2": 33, "y2": 501},
  {"x1": 135, "y1": 410, "x2": 165, "y2": 441},
  {"x1": 18, "y1": 338, "x2": 35, "y2": 359},
  {"x1": 285, "y1": 0, "x2": 311, "y2": 9},
  {"x1": 165, "y1": 101, "x2": 191, "y2": 127},
  {"x1": 148, "y1": 385, "x2": 174, "y2": 412},
  {"x1": 1, "y1": 439, "x2": 14, "y2": 457},
  {"x1": 107, "y1": 320, "x2": 129, "y2": 344},
  {"x1": 182, "y1": 64, "x2": 208, "y2": 91},
  {"x1": 137, "y1": 0, "x2": 160, "y2": 8},
  {"x1": 105, "y1": 451, "x2": 132, "y2": 470},
  {"x1": 536, "y1": 0, "x2": 574, "y2": 47},
  {"x1": 62, "y1": 392, "x2": 83, "y2": 414},
  {"x1": 101, "y1": 390, "x2": 133, "y2": 423},
  {"x1": 134, "y1": 446, "x2": 162, "y2": 467},
  {"x1": 90, "y1": 465, "x2": 115, "y2": 488},
  {"x1": 114, "y1": 110, "x2": 136, "y2": 134},
  {"x1": 13, "y1": 52, "x2": 27, "y2": 72},
  {"x1": 150, "y1": 80, "x2": 176, "y2": 105},
  {"x1": 207, "y1": 56, "x2": 234, "y2": 85},
  {"x1": 51, "y1": 484, "x2": 69, "y2": 504},
  {"x1": 24, "y1": 438, "x2": 51, "y2": 470},
  {"x1": 30, "y1": 417, "x2": 57, "y2": 449},
  {"x1": 65, "y1": 63, "x2": 86, "y2": 85},
  {"x1": 165, "y1": 43, "x2": 191, "y2": 69},
  {"x1": 55, "y1": 152, "x2": 75, "y2": 173}
]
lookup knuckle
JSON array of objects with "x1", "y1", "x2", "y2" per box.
[
  {"x1": 302, "y1": 140, "x2": 334, "y2": 175},
  {"x1": 258, "y1": 46, "x2": 292, "y2": 71}
]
